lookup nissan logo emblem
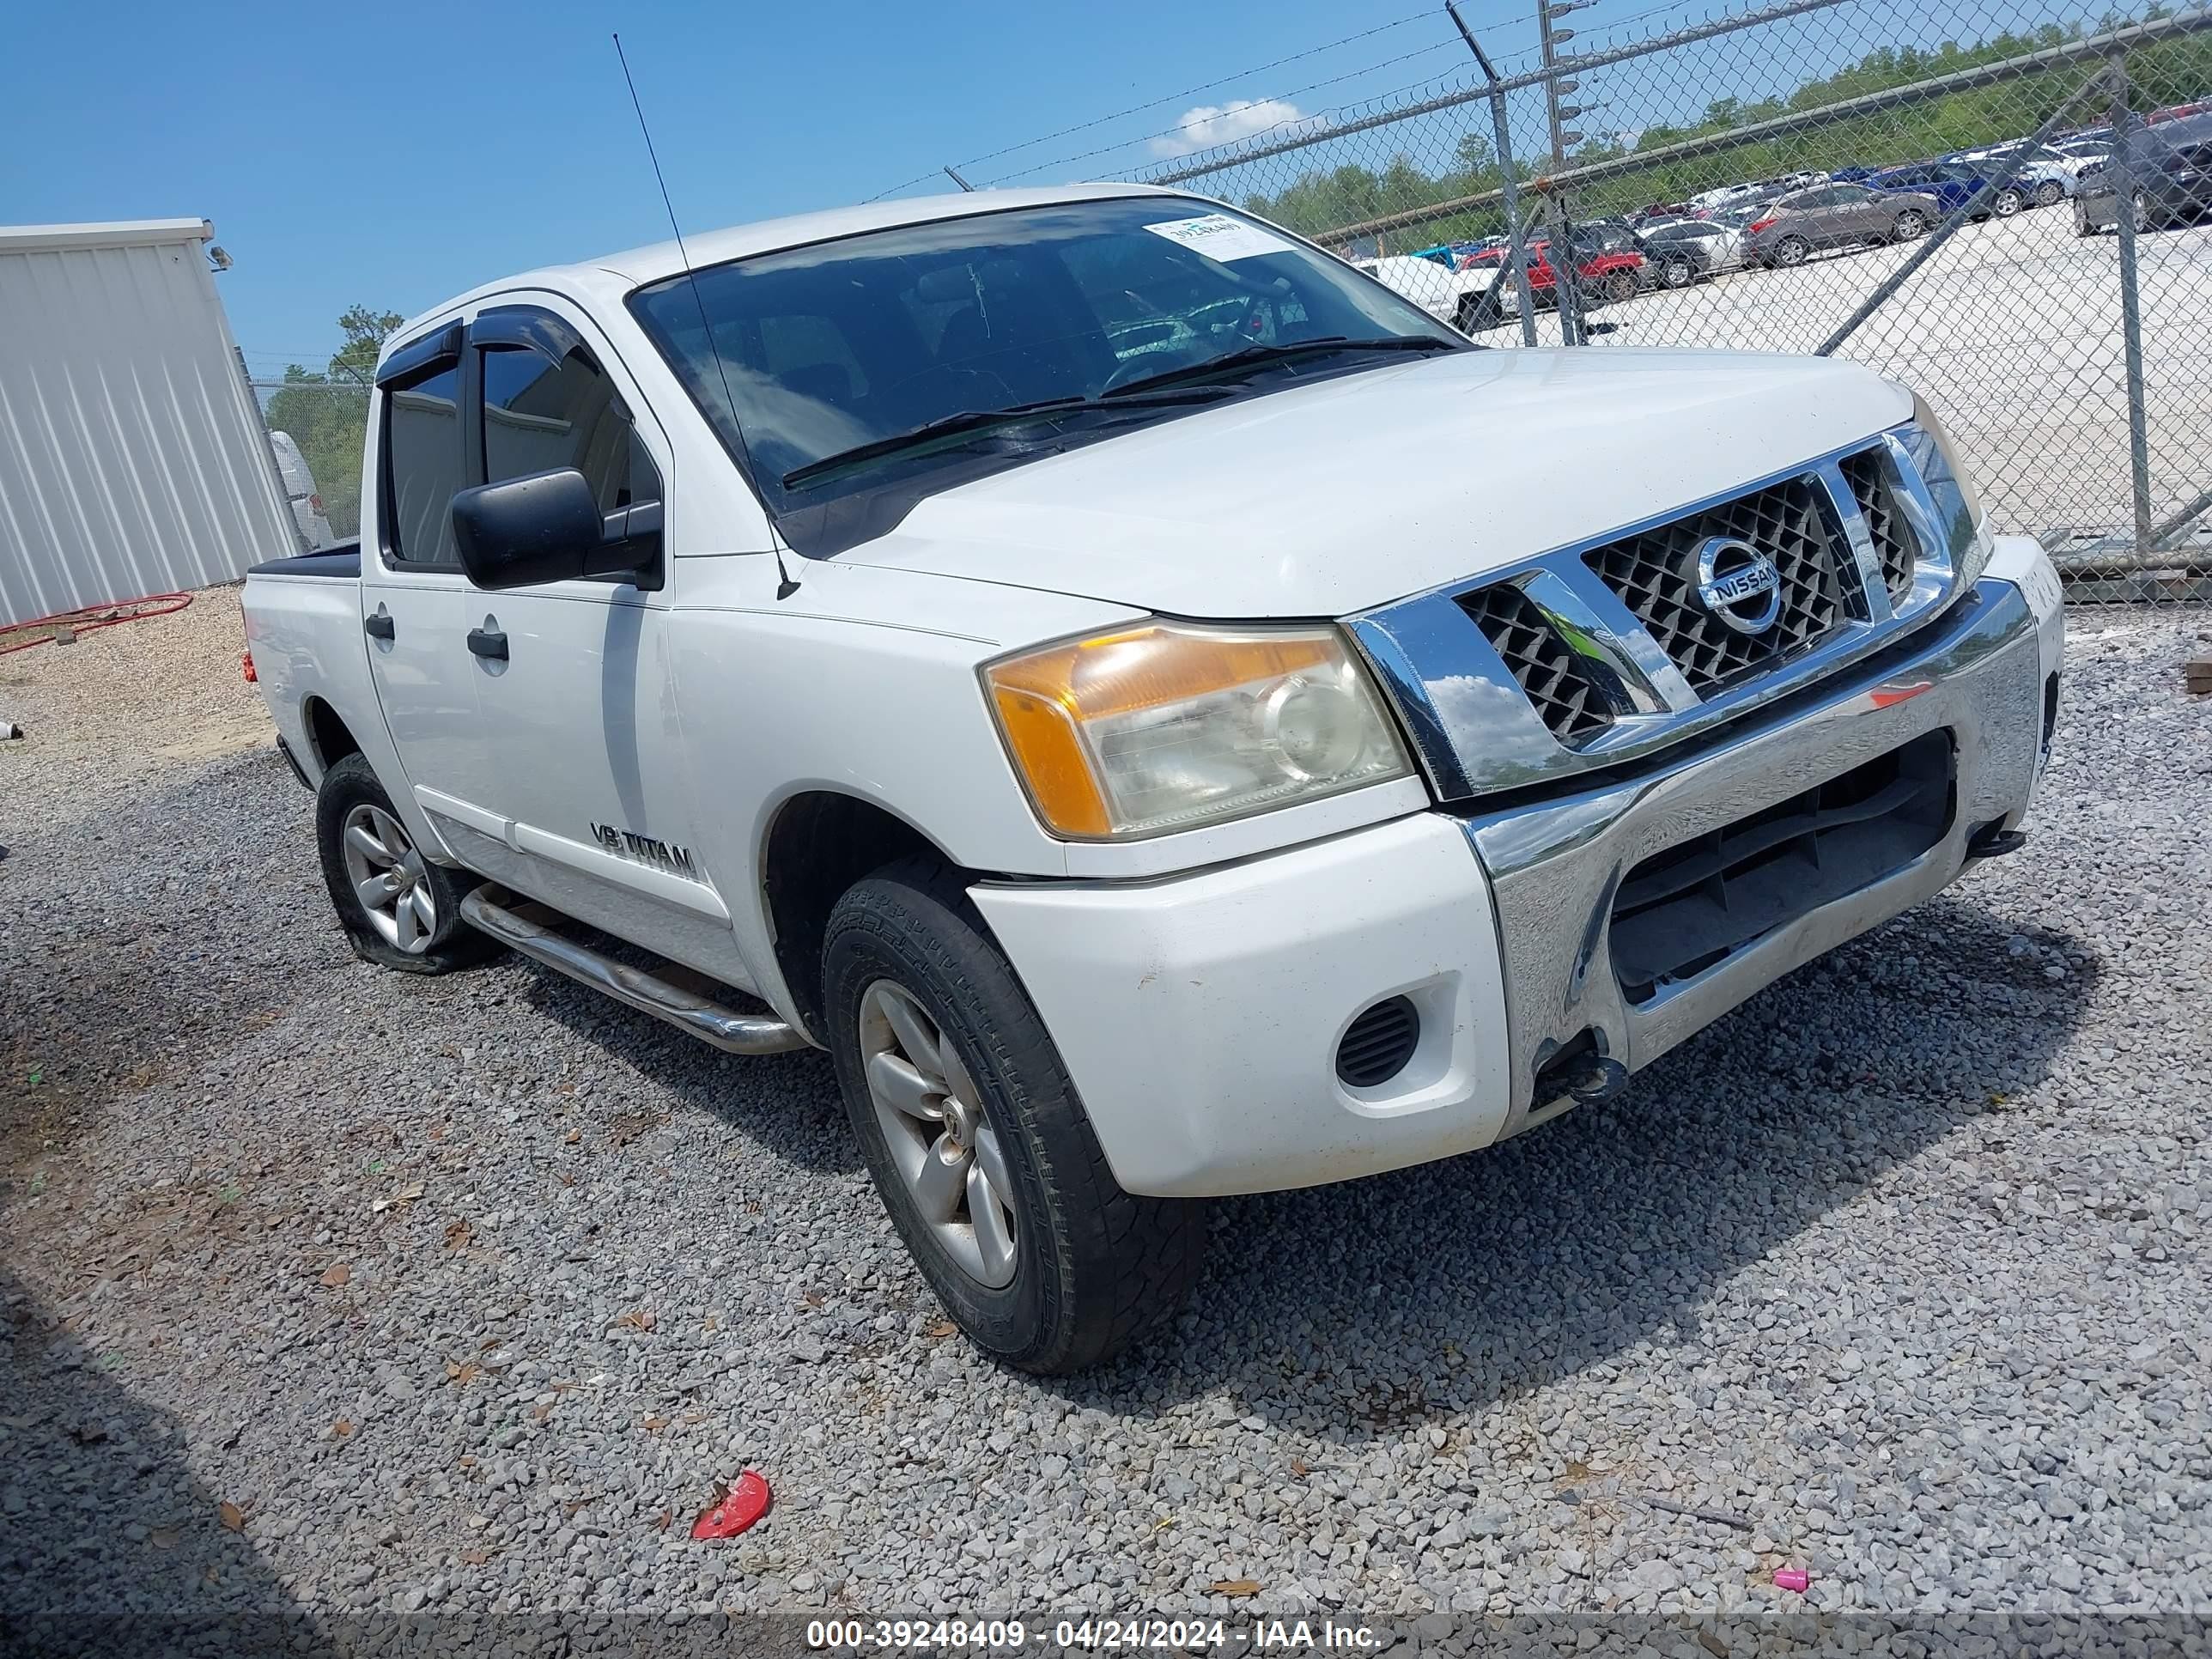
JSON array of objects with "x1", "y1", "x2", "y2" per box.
[{"x1": 1694, "y1": 536, "x2": 1783, "y2": 635}]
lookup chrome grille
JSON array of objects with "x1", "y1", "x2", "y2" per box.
[
  {"x1": 1459, "y1": 581, "x2": 1616, "y2": 744},
  {"x1": 1349, "y1": 423, "x2": 1974, "y2": 805},
  {"x1": 1582, "y1": 474, "x2": 1849, "y2": 695},
  {"x1": 1839, "y1": 447, "x2": 1917, "y2": 607}
]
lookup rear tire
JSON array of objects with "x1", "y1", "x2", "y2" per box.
[
  {"x1": 1659, "y1": 256, "x2": 1695, "y2": 289},
  {"x1": 1994, "y1": 187, "x2": 2025, "y2": 217},
  {"x1": 823, "y1": 859, "x2": 1209, "y2": 1375},
  {"x1": 1892, "y1": 210, "x2": 1929, "y2": 240},
  {"x1": 1603, "y1": 270, "x2": 1638, "y2": 304},
  {"x1": 315, "y1": 754, "x2": 498, "y2": 975},
  {"x1": 2034, "y1": 179, "x2": 2064, "y2": 208},
  {"x1": 1771, "y1": 235, "x2": 1811, "y2": 268}
]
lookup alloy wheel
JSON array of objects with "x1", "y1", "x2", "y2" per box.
[
  {"x1": 860, "y1": 980, "x2": 1019, "y2": 1289},
  {"x1": 339, "y1": 804, "x2": 435, "y2": 952}
]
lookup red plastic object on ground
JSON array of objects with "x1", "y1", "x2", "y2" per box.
[
  {"x1": 690, "y1": 1471, "x2": 771, "y2": 1540},
  {"x1": 1773, "y1": 1567, "x2": 1811, "y2": 1593}
]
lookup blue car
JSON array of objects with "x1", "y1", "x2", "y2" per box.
[{"x1": 1866, "y1": 161, "x2": 2027, "y2": 220}]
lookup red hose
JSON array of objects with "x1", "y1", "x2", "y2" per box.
[{"x1": 0, "y1": 592, "x2": 193, "y2": 655}]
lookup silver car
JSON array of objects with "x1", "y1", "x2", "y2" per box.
[{"x1": 1742, "y1": 182, "x2": 1941, "y2": 268}]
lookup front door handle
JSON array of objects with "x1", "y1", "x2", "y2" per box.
[
  {"x1": 363, "y1": 610, "x2": 395, "y2": 641},
  {"x1": 466, "y1": 626, "x2": 508, "y2": 661}
]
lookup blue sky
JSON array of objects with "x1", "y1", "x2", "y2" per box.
[
  {"x1": 0, "y1": 0, "x2": 1515, "y2": 373},
  {"x1": 2, "y1": 0, "x2": 2069, "y2": 377}
]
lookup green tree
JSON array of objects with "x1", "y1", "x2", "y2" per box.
[{"x1": 262, "y1": 306, "x2": 403, "y2": 539}]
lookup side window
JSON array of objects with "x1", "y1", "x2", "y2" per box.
[
  {"x1": 480, "y1": 331, "x2": 662, "y2": 514},
  {"x1": 382, "y1": 358, "x2": 463, "y2": 565}
]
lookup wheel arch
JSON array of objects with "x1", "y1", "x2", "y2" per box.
[
  {"x1": 301, "y1": 695, "x2": 362, "y2": 777},
  {"x1": 759, "y1": 788, "x2": 976, "y2": 1042}
]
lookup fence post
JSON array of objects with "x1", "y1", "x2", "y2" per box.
[
  {"x1": 1447, "y1": 2, "x2": 1538, "y2": 344},
  {"x1": 2108, "y1": 51, "x2": 2156, "y2": 558},
  {"x1": 1537, "y1": 0, "x2": 1590, "y2": 344}
]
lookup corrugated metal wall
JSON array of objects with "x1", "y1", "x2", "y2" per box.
[{"x1": 0, "y1": 220, "x2": 299, "y2": 627}]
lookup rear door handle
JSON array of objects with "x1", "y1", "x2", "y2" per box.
[
  {"x1": 467, "y1": 626, "x2": 508, "y2": 661},
  {"x1": 363, "y1": 610, "x2": 395, "y2": 641}
]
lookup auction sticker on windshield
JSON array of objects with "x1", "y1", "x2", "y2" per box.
[{"x1": 1144, "y1": 213, "x2": 1297, "y2": 263}]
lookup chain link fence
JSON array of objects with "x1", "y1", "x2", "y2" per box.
[{"x1": 1121, "y1": 0, "x2": 2212, "y2": 602}]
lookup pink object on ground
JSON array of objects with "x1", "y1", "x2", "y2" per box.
[{"x1": 1773, "y1": 1567, "x2": 1810, "y2": 1593}]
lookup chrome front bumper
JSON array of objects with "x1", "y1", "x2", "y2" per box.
[{"x1": 1462, "y1": 574, "x2": 2049, "y2": 1136}]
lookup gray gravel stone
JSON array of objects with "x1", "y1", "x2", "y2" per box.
[{"x1": 2, "y1": 590, "x2": 2209, "y2": 1628}]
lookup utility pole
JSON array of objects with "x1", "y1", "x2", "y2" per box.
[{"x1": 1536, "y1": 0, "x2": 1593, "y2": 343}]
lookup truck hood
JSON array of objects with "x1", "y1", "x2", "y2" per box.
[{"x1": 829, "y1": 348, "x2": 1914, "y2": 620}]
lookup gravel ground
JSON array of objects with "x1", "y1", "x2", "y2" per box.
[{"x1": 2, "y1": 586, "x2": 2209, "y2": 1649}]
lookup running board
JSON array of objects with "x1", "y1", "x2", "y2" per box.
[{"x1": 459, "y1": 885, "x2": 808, "y2": 1055}]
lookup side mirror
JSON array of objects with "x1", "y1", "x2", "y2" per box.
[{"x1": 451, "y1": 467, "x2": 659, "y2": 590}]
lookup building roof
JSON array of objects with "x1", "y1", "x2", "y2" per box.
[{"x1": 0, "y1": 218, "x2": 214, "y2": 253}]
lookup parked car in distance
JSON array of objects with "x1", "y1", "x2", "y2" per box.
[
  {"x1": 1867, "y1": 160, "x2": 2023, "y2": 220},
  {"x1": 1455, "y1": 234, "x2": 1646, "y2": 327},
  {"x1": 1636, "y1": 216, "x2": 1747, "y2": 283},
  {"x1": 1744, "y1": 182, "x2": 1939, "y2": 267},
  {"x1": 1948, "y1": 150, "x2": 2074, "y2": 208},
  {"x1": 1353, "y1": 253, "x2": 1493, "y2": 330},
  {"x1": 268, "y1": 429, "x2": 336, "y2": 549},
  {"x1": 1963, "y1": 141, "x2": 2096, "y2": 199},
  {"x1": 2075, "y1": 125, "x2": 2212, "y2": 234}
]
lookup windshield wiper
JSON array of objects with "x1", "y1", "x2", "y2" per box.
[
  {"x1": 1103, "y1": 334, "x2": 1462, "y2": 398},
  {"x1": 781, "y1": 385, "x2": 1234, "y2": 489}
]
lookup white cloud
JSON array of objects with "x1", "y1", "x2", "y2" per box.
[{"x1": 1151, "y1": 99, "x2": 1305, "y2": 159}]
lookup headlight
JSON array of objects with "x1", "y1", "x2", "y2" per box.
[
  {"x1": 985, "y1": 621, "x2": 1412, "y2": 840},
  {"x1": 1902, "y1": 392, "x2": 1990, "y2": 585}
]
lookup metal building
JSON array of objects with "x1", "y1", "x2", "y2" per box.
[{"x1": 0, "y1": 217, "x2": 298, "y2": 628}]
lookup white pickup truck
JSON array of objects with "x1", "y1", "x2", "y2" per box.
[{"x1": 243, "y1": 185, "x2": 2064, "y2": 1373}]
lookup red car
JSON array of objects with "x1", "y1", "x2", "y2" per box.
[{"x1": 1455, "y1": 237, "x2": 1645, "y2": 328}]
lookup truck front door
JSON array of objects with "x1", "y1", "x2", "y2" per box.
[{"x1": 448, "y1": 301, "x2": 749, "y2": 990}]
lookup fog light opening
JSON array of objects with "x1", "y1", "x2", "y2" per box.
[{"x1": 1336, "y1": 996, "x2": 1420, "y2": 1089}]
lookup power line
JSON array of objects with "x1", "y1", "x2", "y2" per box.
[
  {"x1": 867, "y1": 5, "x2": 1511, "y2": 199},
  {"x1": 986, "y1": 29, "x2": 1540, "y2": 186}
]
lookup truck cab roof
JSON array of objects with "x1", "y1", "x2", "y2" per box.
[{"x1": 384, "y1": 184, "x2": 1187, "y2": 359}]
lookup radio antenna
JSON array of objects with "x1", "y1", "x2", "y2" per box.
[{"x1": 613, "y1": 33, "x2": 799, "y2": 599}]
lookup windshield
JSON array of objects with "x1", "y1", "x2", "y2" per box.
[{"x1": 629, "y1": 196, "x2": 1464, "y2": 527}]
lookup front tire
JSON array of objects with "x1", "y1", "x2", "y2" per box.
[
  {"x1": 1658, "y1": 256, "x2": 1695, "y2": 289},
  {"x1": 1993, "y1": 186, "x2": 2025, "y2": 217},
  {"x1": 823, "y1": 860, "x2": 1208, "y2": 1375},
  {"x1": 1892, "y1": 210, "x2": 1929, "y2": 240},
  {"x1": 1603, "y1": 269, "x2": 1638, "y2": 304},
  {"x1": 2034, "y1": 179, "x2": 2064, "y2": 208},
  {"x1": 315, "y1": 754, "x2": 497, "y2": 974}
]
